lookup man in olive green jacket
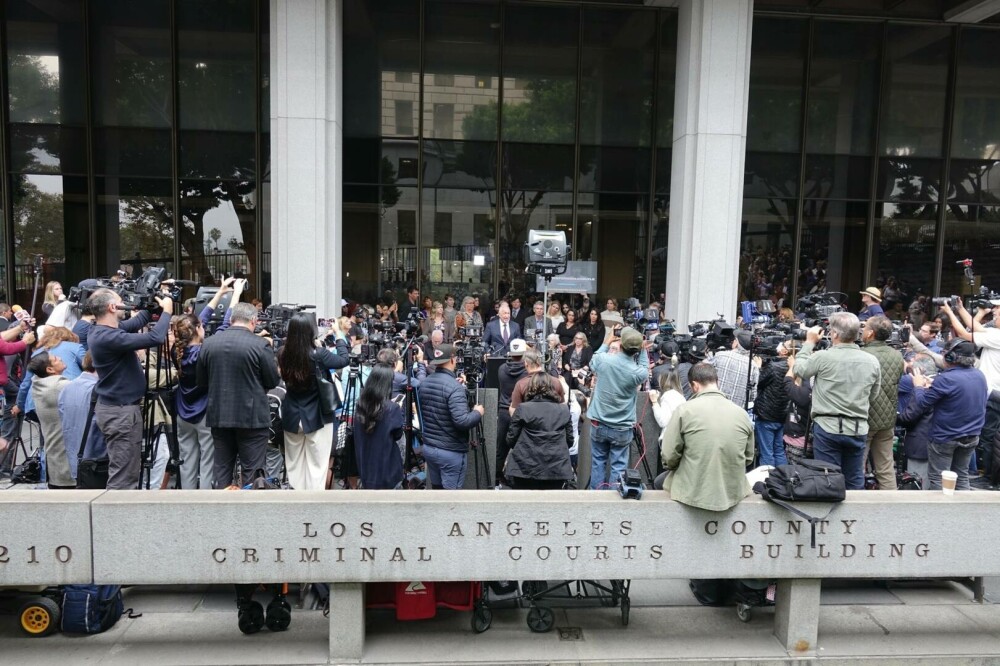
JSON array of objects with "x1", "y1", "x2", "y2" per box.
[
  {"x1": 659, "y1": 362, "x2": 755, "y2": 511},
  {"x1": 861, "y1": 316, "x2": 904, "y2": 489}
]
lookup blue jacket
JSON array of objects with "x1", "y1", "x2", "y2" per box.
[
  {"x1": 897, "y1": 374, "x2": 931, "y2": 461},
  {"x1": 900, "y1": 366, "x2": 987, "y2": 443},
  {"x1": 588, "y1": 344, "x2": 649, "y2": 428},
  {"x1": 416, "y1": 368, "x2": 482, "y2": 453}
]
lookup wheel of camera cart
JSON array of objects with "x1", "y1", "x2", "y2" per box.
[
  {"x1": 526, "y1": 605, "x2": 555, "y2": 633},
  {"x1": 265, "y1": 597, "x2": 292, "y2": 632},
  {"x1": 471, "y1": 602, "x2": 493, "y2": 634},
  {"x1": 18, "y1": 597, "x2": 60, "y2": 637},
  {"x1": 620, "y1": 596, "x2": 630, "y2": 626},
  {"x1": 736, "y1": 603, "x2": 752, "y2": 623},
  {"x1": 238, "y1": 600, "x2": 265, "y2": 635}
]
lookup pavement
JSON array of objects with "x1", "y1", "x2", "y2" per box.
[{"x1": 2, "y1": 578, "x2": 1000, "y2": 665}]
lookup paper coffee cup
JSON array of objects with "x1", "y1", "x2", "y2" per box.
[{"x1": 941, "y1": 470, "x2": 958, "y2": 495}]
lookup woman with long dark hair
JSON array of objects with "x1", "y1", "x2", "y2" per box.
[
  {"x1": 352, "y1": 365, "x2": 405, "y2": 489},
  {"x1": 556, "y1": 309, "x2": 581, "y2": 347},
  {"x1": 581, "y1": 308, "x2": 605, "y2": 350},
  {"x1": 278, "y1": 313, "x2": 350, "y2": 490},
  {"x1": 504, "y1": 372, "x2": 574, "y2": 489}
]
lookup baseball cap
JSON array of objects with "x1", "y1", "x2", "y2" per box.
[
  {"x1": 508, "y1": 339, "x2": 527, "y2": 356},
  {"x1": 429, "y1": 344, "x2": 456, "y2": 365},
  {"x1": 620, "y1": 328, "x2": 644, "y2": 353},
  {"x1": 735, "y1": 330, "x2": 753, "y2": 350}
]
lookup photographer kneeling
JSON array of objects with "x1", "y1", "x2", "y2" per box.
[
  {"x1": 88, "y1": 288, "x2": 173, "y2": 490},
  {"x1": 504, "y1": 372, "x2": 574, "y2": 489}
]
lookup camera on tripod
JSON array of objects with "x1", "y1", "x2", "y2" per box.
[
  {"x1": 455, "y1": 328, "x2": 486, "y2": 384},
  {"x1": 71, "y1": 267, "x2": 181, "y2": 313}
]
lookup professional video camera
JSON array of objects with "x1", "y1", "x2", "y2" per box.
[
  {"x1": 254, "y1": 303, "x2": 315, "y2": 341},
  {"x1": 740, "y1": 300, "x2": 775, "y2": 327},
  {"x1": 796, "y1": 292, "x2": 845, "y2": 322},
  {"x1": 886, "y1": 321, "x2": 912, "y2": 349},
  {"x1": 69, "y1": 267, "x2": 183, "y2": 313},
  {"x1": 455, "y1": 324, "x2": 486, "y2": 384}
]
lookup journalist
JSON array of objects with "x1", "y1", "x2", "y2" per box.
[
  {"x1": 752, "y1": 344, "x2": 789, "y2": 467},
  {"x1": 860, "y1": 316, "x2": 904, "y2": 490},
  {"x1": 58, "y1": 352, "x2": 104, "y2": 487},
  {"x1": 416, "y1": 344, "x2": 485, "y2": 489},
  {"x1": 504, "y1": 372, "x2": 574, "y2": 489},
  {"x1": 709, "y1": 330, "x2": 759, "y2": 409},
  {"x1": 587, "y1": 327, "x2": 649, "y2": 490},
  {"x1": 496, "y1": 339, "x2": 528, "y2": 486},
  {"x1": 197, "y1": 302, "x2": 279, "y2": 489},
  {"x1": 509, "y1": 348, "x2": 564, "y2": 413},
  {"x1": 278, "y1": 314, "x2": 349, "y2": 490},
  {"x1": 88, "y1": 288, "x2": 173, "y2": 490},
  {"x1": 900, "y1": 339, "x2": 987, "y2": 490},
  {"x1": 353, "y1": 365, "x2": 406, "y2": 489},
  {"x1": 376, "y1": 347, "x2": 426, "y2": 398},
  {"x1": 897, "y1": 354, "x2": 937, "y2": 489},
  {"x1": 793, "y1": 312, "x2": 881, "y2": 489},
  {"x1": 0, "y1": 316, "x2": 34, "y2": 456},
  {"x1": 28, "y1": 351, "x2": 73, "y2": 489}
]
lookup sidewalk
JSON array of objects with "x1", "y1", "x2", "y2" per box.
[{"x1": 2, "y1": 579, "x2": 999, "y2": 665}]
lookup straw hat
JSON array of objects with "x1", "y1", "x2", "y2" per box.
[{"x1": 860, "y1": 287, "x2": 882, "y2": 302}]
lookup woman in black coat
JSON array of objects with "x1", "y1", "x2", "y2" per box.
[
  {"x1": 353, "y1": 365, "x2": 406, "y2": 489},
  {"x1": 580, "y1": 308, "x2": 605, "y2": 350},
  {"x1": 505, "y1": 373, "x2": 574, "y2": 489},
  {"x1": 556, "y1": 309, "x2": 581, "y2": 346}
]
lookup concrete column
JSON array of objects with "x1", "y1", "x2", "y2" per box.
[
  {"x1": 665, "y1": 0, "x2": 753, "y2": 324},
  {"x1": 270, "y1": 0, "x2": 343, "y2": 316},
  {"x1": 773, "y1": 578, "x2": 821, "y2": 656},
  {"x1": 329, "y1": 582, "x2": 365, "y2": 663}
]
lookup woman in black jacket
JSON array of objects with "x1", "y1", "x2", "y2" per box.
[
  {"x1": 580, "y1": 308, "x2": 605, "y2": 349},
  {"x1": 278, "y1": 314, "x2": 350, "y2": 490},
  {"x1": 505, "y1": 372, "x2": 574, "y2": 489},
  {"x1": 783, "y1": 347, "x2": 813, "y2": 465},
  {"x1": 556, "y1": 309, "x2": 581, "y2": 347},
  {"x1": 353, "y1": 365, "x2": 406, "y2": 489}
]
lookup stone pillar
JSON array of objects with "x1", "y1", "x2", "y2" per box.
[
  {"x1": 270, "y1": 0, "x2": 343, "y2": 316},
  {"x1": 773, "y1": 578, "x2": 821, "y2": 656},
  {"x1": 665, "y1": 0, "x2": 753, "y2": 324},
  {"x1": 328, "y1": 582, "x2": 365, "y2": 663}
]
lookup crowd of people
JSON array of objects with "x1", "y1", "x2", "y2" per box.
[{"x1": 0, "y1": 275, "x2": 997, "y2": 508}]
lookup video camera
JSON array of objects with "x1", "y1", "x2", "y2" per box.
[
  {"x1": 796, "y1": 292, "x2": 845, "y2": 322},
  {"x1": 70, "y1": 267, "x2": 183, "y2": 314},
  {"x1": 455, "y1": 324, "x2": 486, "y2": 384},
  {"x1": 254, "y1": 303, "x2": 315, "y2": 341}
]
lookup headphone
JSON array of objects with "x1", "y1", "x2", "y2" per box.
[{"x1": 943, "y1": 338, "x2": 973, "y2": 365}]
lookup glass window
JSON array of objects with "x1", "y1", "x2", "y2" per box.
[
  {"x1": 6, "y1": 0, "x2": 87, "y2": 125},
  {"x1": 342, "y1": 185, "x2": 418, "y2": 305},
  {"x1": 949, "y1": 159, "x2": 1000, "y2": 203},
  {"x1": 179, "y1": 179, "x2": 258, "y2": 297},
  {"x1": 177, "y1": 0, "x2": 256, "y2": 132},
  {"x1": 179, "y1": 130, "x2": 256, "y2": 180},
  {"x1": 261, "y1": 181, "x2": 270, "y2": 304},
  {"x1": 941, "y1": 205, "x2": 1000, "y2": 297},
  {"x1": 579, "y1": 8, "x2": 657, "y2": 148},
  {"x1": 502, "y1": 143, "x2": 574, "y2": 192},
  {"x1": 9, "y1": 124, "x2": 87, "y2": 175},
  {"x1": 951, "y1": 28, "x2": 1000, "y2": 160},
  {"x1": 739, "y1": 198, "x2": 796, "y2": 305},
  {"x1": 344, "y1": 0, "x2": 420, "y2": 138},
  {"x1": 798, "y1": 200, "x2": 868, "y2": 305},
  {"x1": 877, "y1": 158, "x2": 943, "y2": 202},
  {"x1": 93, "y1": 127, "x2": 172, "y2": 177},
  {"x1": 576, "y1": 193, "x2": 649, "y2": 300},
  {"x1": 422, "y1": 188, "x2": 495, "y2": 305},
  {"x1": 744, "y1": 152, "x2": 801, "y2": 198},
  {"x1": 870, "y1": 202, "x2": 938, "y2": 305},
  {"x1": 650, "y1": 196, "x2": 668, "y2": 301},
  {"x1": 805, "y1": 21, "x2": 881, "y2": 156},
  {"x1": 879, "y1": 25, "x2": 952, "y2": 157},
  {"x1": 11, "y1": 174, "x2": 89, "y2": 298},
  {"x1": 502, "y1": 4, "x2": 578, "y2": 144},
  {"x1": 656, "y1": 12, "x2": 678, "y2": 148},
  {"x1": 421, "y1": 140, "x2": 496, "y2": 189},
  {"x1": 90, "y1": 0, "x2": 172, "y2": 128},
  {"x1": 746, "y1": 18, "x2": 808, "y2": 154},
  {"x1": 94, "y1": 177, "x2": 174, "y2": 277},
  {"x1": 578, "y1": 147, "x2": 652, "y2": 194},
  {"x1": 499, "y1": 189, "x2": 572, "y2": 297},
  {"x1": 803, "y1": 155, "x2": 872, "y2": 200}
]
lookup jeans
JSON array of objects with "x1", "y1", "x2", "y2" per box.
[
  {"x1": 588, "y1": 423, "x2": 633, "y2": 490},
  {"x1": 811, "y1": 423, "x2": 866, "y2": 490},
  {"x1": 495, "y1": 410, "x2": 512, "y2": 486},
  {"x1": 422, "y1": 444, "x2": 467, "y2": 489},
  {"x1": 754, "y1": 420, "x2": 787, "y2": 467},
  {"x1": 927, "y1": 436, "x2": 979, "y2": 491}
]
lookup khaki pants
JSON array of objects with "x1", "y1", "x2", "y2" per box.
[{"x1": 864, "y1": 428, "x2": 897, "y2": 490}]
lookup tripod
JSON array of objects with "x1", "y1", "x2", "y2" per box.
[
  {"x1": 336, "y1": 361, "x2": 366, "y2": 488},
  {"x1": 629, "y1": 424, "x2": 655, "y2": 486},
  {"x1": 139, "y1": 340, "x2": 180, "y2": 489},
  {"x1": 466, "y1": 383, "x2": 491, "y2": 489},
  {"x1": 398, "y1": 336, "x2": 423, "y2": 479}
]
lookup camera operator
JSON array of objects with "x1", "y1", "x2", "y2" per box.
[
  {"x1": 792, "y1": 312, "x2": 881, "y2": 489},
  {"x1": 509, "y1": 348, "x2": 565, "y2": 415},
  {"x1": 709, "y1": 331, "x2": 759, "y2": 409},
  {"x1": 0, "y1": 313, "x2": 35, "y2": 455},
  {"x1": 860, "y1": 316, "x2": 904, "y2": 490},
  {"x1": 496, "y1": 339, "x2": 528, "y2": 486},
  {"x1": 416, "y1": 344, "x2": 485, "y2": 489},
  {"x1": 752, "y1": 342, "x2": 790, "y2": 467},
  {"x1": 376, "y1": 346, "x2": 427, "y2": 397},
  {"x1": 587, "y1": 327, "x2": 649, "y2": 490},
  {"x1": 87, "y1": 287, "x2": 173, "y2": 490},
  {"x1": 915, "y1": 322, "x2": 943, "y2": 353},
  {"x1": 898, "y1": 354, "x2": 937, "y2": 489},
  {"x1": 398, "y1": 285, "x2": 421, "y2": 321},
  {"x1": 900, "y1": 339, "x2": 986, "y2": 490}
]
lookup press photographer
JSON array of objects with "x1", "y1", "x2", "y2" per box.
[
  {"x1": 710, "y1": 331, "x2": 759, "y2": 409},
  {"x1": 87, "y1": 286, "x2": 173, "y2": 490},
  {"x1": 860, "y1": 316, "x2": 904, "y2": 490}
]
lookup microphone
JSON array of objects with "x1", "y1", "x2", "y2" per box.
[
  {"x1": 11, "y1": 305, "x2": 28, "y2": 321},
  {"x1": 170, "y1": 279, "x2": 200, "y2": 287},
  {"x1": 414, "y1": 335, "x2": 428, "y2": 344}
]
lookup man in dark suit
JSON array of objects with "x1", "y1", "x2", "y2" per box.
[
  {"x1": 522, "y1": 300, "x2": 553, "y2": 346},
  {"x1": 483, "y1": 303, "x2": 522, "y2": 356},
  {"x1": 509, "y1": 297, "x2": 527, "y2": 330},
  {"x1": 197, "y1": 301, "x2": 280, "y2": 488}
]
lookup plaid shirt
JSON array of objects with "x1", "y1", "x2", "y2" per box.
[{"x1": 710, "y1": 348, "x2": 759, "y2": 409}]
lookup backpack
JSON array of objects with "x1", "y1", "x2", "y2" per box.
[{"x1": 61, "y1": 585, "x2": 124, "y2": 634}]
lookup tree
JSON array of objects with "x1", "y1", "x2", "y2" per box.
[{"x1": 209, "y1": 227, "x2": 222, "y2": 250}]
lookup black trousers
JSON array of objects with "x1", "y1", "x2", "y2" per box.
[
  {"x1": 212, "y1": 427, "x2": 269, "y2": 489},
  {"x1": 495, "y1": 410, "x2": 512, "y2": 486}
]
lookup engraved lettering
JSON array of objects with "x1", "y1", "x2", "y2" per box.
[
  {"x1": 360, "y1": 522, "x2": 374, "y2": 538},
  {"x1": 508, "y1": 546, "x2": 522, "y2": 561},
  {"x1": 818, "y1": 544, "x2": 830, "y2": 559},
  {"x1": 563, "y1": 521, "x2": 576, "y2": 536},
  {"x1": 55, "y1": 546, "x2": 72, "y2": 564},
  {"x1": 476, "y1": 522, "x2": 492, "y2": 536},
  {"x1": 274, "y1": 548, "x2": 283, "y2": 563},
  {"x1": 303, "y1": 522, "x2": 317, "y2": 538},
  {"x1": 536, "y1": 546, "x2": 551, "y2": 561},
  {"x1": 795, "y1": 544, "x2": 804, "y2": 559},
  {"x1": 623, "y1": 545, "x2": 636, "y2": 559},
  {"x1": 590, "y1": 521, "x2": 604, "y2": 537},
  {"x1": 361, "y1": 547, "x2": 376, "y2": 562},
  {"x1": 26, "y1": 546, "x2": 37, "y2": 564},
  {"x1": 759, "y1": 520, "x2": 773, "y2": 535},
  {"x1": 418, "y1": 547, "x2": 432, "y2": 562},
  {"x1": 890, "y1": 544, "x2": 904, "y2": 558},
  {"x1": 448, "y1": 522, "x2": 464, "y2": 537},
  {"x1": 867, "y1": 544, "x2": 876, "y2": 558},
  {"x1": 330, "y1": 523, "x2": 346, "y2": 538},
  {"x1": 767, "y1": 544, "x2": 781, "y2": 559},
  {"x1": 620, "y1": 520, "x2": 632, "y2": 536},
  {"x1": 242, "y1": 548, "x2": 258, "y2": 563},
  {"x1": 336, "y1": 547, "x2": 345, "y2": 562},
  {"x1": 841, "y1": 520, "x2": 856, "y2": 535},
  {"x1": 535, "y1": 522, "x2": 549, "y2": 537},
  {"x1": 390, "y1": 548, "x2": 406, "y2": 562},
  {"x1": 650, "y1": 545, "x2": 663, "y2": 560},
  {"x1": 704, "y1": 521, "x2": 718, "y2": 535},
  {"x1": 916, "y1": 544, "x2": 929, "y2": 557},
  {"x1": 594, "y1": 545, "x2": 609, "y2": 560},
  {"x1": 818, "y1": 520, "x2": 829, "y2": 535},
  {"x1": 566, "y1": 546, "x2": 580, "y2": 561},
  {"x1": 300, "y1": 548, "x2": 321, "y2": 563},
  {"x1": 842, "y1": 544, "x2": 856, "y2": 558},
  {"x1": 731, "y1": 521, "x2": 746, "y2": 535},
  {"x1": 740, "y1": 544, "x2": 754, "y2": 559},
  {"x1": 507, "y1": 522, "x2": 522, "y2": 537},
  {"x1": 787, "y1": 521, "x2": 802, "y2": 535},
  {"x1": 0, "y1": 545, "x2": 8, "y2": 563},
  {"x1": 212, "y1": 548, "x2": 227, "y2": 563}
]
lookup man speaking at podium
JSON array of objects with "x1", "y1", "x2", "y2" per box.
[{"x1": 484, "y1": 302, "x2": 521, "y2": 356}]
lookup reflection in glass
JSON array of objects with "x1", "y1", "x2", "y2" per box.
[
  {"x1": 579, "y1": 8, "x2": 656, "y2": 147},
  {"x1": 871, "y1": 203, "x2": 938, "y2": 304},
  {"x1": 11, "y1": 174, "x2": 89, "y2": 296},
  {"x1": 502, "y1": 143, "x2": 574, "y2": 192},
  {"x1": 877, "y1": 158, "x2": 942, "y2": 202},
  {"x1": 576, "y1": 193, "x2": 649, "y2": 300},
  {"x1": 95, "y1": 177, "x2": 174, "y2": 277},
  {"x1": 650, "y1": 196, "x2": 668, "y2": 299},
  {"x1": 421, "y1": 140, "x2": 496, "y2": 190},
  {"x1": 798, "y1": 200, "x2": 867, "y2": 304},
  {"x1": 806, "y1": 21, "x2": 880, "y2": 156},
  {"x1": 93, "y1": 128, "x2": 171, "y2": 177},
  {"x1": 879, "y1": 25, "x2": 952, "y2": 157},
  {"x1": 261, "y1": 181, "x2": 271, "y2": 304},
  {"x1": 951, "y1": 28, "x2": 1000, "y2": 160},
  {"x1": 746, "y1": 18, "x2": 808, "y2": 154},
  {"x1": 421, "y1": 188, "x2": 495, "y2": 303},
  {"x1": 739, "y1": 198, "x2": 796, "y2": 305},
  {"x1": 179, "y1": 131, "x2": 255, "y2": 180},
  {"x1": 9, "y1": 125, "x2": 87, "y2": 175},
  {"x1": 803, "y1": 155, "x2": 871, "y2": 200},
  {"x1": 578, "y1": 147, "x2": 651, "y2": 194},
  {"x1": 179, "y1": 180, "x2": 257, "y2": 296},
  {"x1": 6, "y1": 0, "x2": 86, "y2": 125},
  {"x1": 423, "y1": 1, "x2": 499, "y2": 142},
  {"x1": 941, "y1": 205, "x2": 1000, "y2": 297},
  {"x1": 656, "y1": 12, "x2": 678, "y2": 147},
  {"x1": 744, "y1": 152, "x2": 801, "y2": 198},
  {"x1": 499, "y1": 189, "x2": 572, "y2": 296},
  {"x1": 949, "y1": 159, "x2": 1000, "y2": 204},
  {"x1": 343, "y1": 185, "x2": 417, "y2": 305},
  {"x1": 502, "y1": 4, "x2": 578, "y2": 144},
  {"x1": 91, "y1": 0, "x2": 172, "y2": 128},
  {"x1": 177, "y1": 0, "x2": 256, "y2": 132}
]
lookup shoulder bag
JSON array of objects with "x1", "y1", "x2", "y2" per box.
[
  {"x1": 753, "y1": 459, "x2": 846, "y2": 548},
  {"x1": 312, "y1": 350, "x2": 339, "y2": 417}
]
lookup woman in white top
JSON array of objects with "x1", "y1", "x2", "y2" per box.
[
  {"x1": 648, "y1": 362, "x2": 686, "y2": 436},
  {"x1": 547, "y1": 300, "x2": 564, "y2": 329}
]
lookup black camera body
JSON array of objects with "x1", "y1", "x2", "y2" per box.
[
  {"x1": 932, "y1": 295, "x2": 962, "y2": 309},
  {"x1": 72, "y1": 267, "x2": 180, "y2": 314}
]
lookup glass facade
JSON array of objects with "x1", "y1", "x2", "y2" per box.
[
  {"x1": 744, "y1": 15, "x2": 1000, "y2": 316},
  {"x1": 0, "y1": 0, "x2": 269, "y2": 306},
  {"x1": 343, "y1": 0, "x2": 677, "y2": 307}
]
